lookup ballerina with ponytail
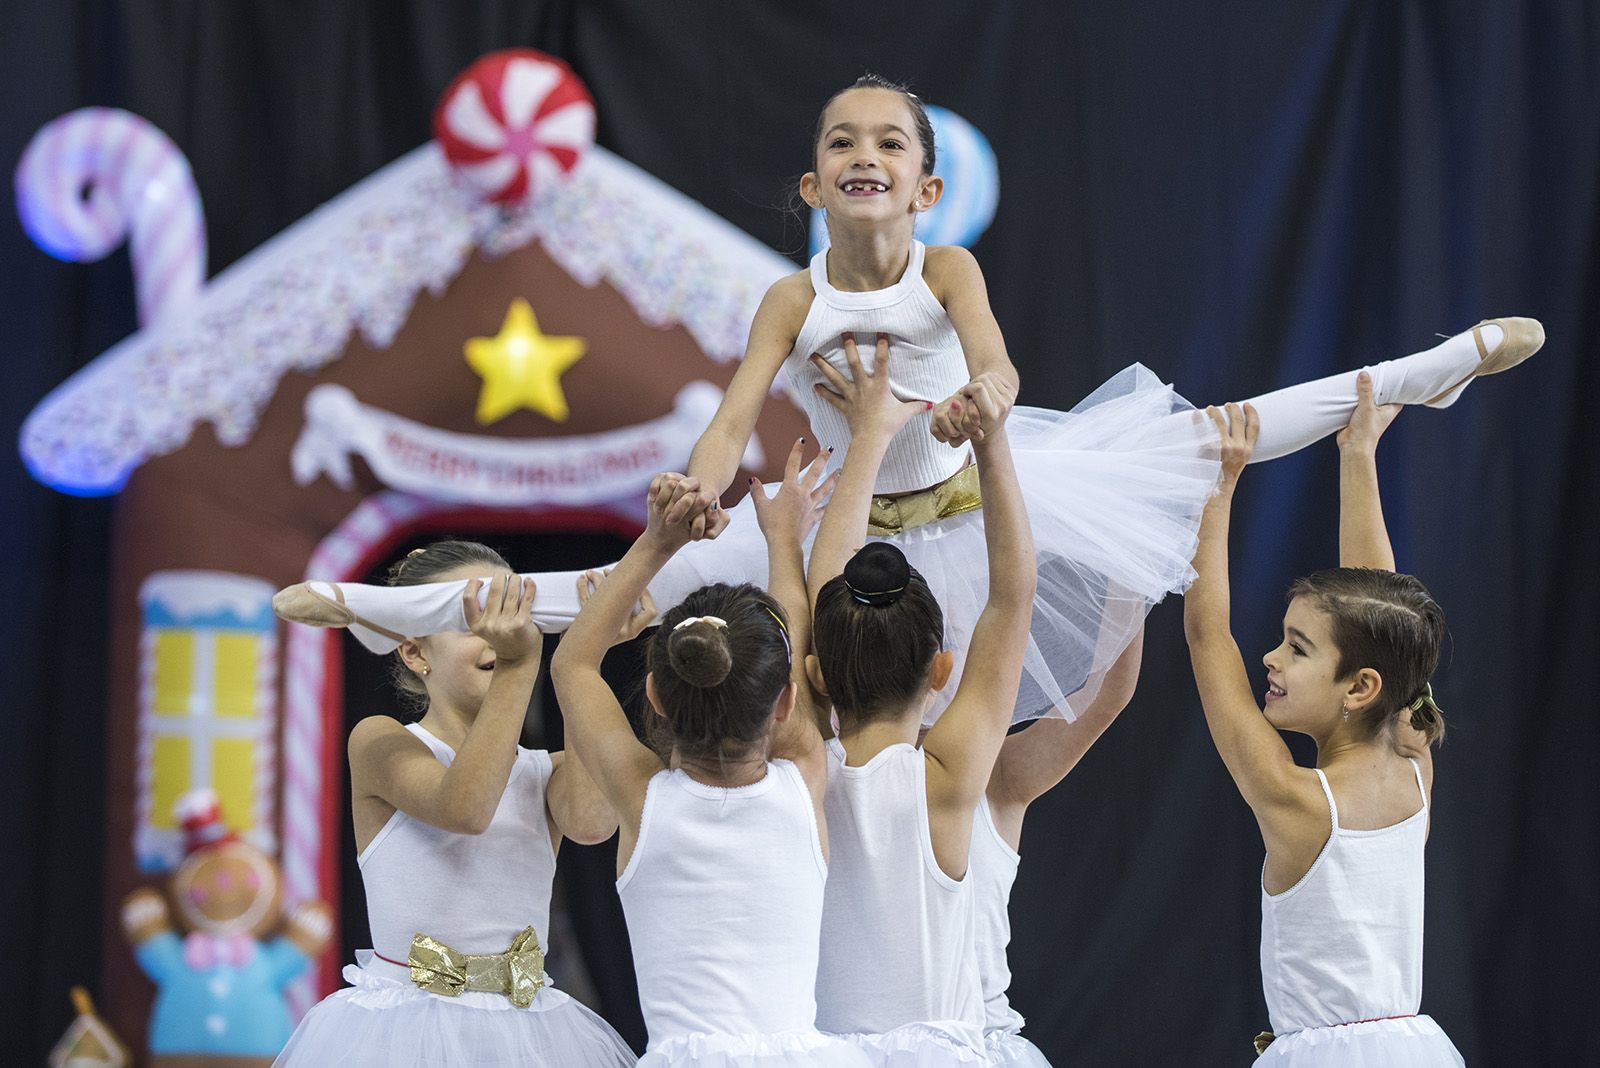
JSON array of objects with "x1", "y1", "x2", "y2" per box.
[
  {"x1": 1184, "y1": 375, "x2": 1463, "y2": 1065},
  {"x1": 550, "y1": 442, "x2": 870, "y2": 1067}
]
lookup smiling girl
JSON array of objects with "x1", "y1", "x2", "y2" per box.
[{"x1": 1183, "y1": 379, "x2": 1464, "y2": 1065}]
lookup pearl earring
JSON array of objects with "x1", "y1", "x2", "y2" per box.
[{"x1": 420, "y1": 665, "x2": 431, "y2": 677}]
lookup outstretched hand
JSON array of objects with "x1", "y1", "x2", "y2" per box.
[
  {"x1": 1205, "y1": 402, "x2": 1259, "y2": 487},
  {"x1": 750, "y1": 438, "x2": 838, "y2": 546},
  {"x1": 642, "y1": 472, "x2": 702, "y2": 553},
  {"x1": 931, "y1": 370, "x2": 1017, "y2": 446},
  {"x1": 1335, "y1": 371, "x2": 1402, "y2": 454},
  {"x1": 577, "y1": 569, "x2": 658, "y2": 645},
  {"x1": 809, "y1": 332, "x2": 929, "y2": 442}
]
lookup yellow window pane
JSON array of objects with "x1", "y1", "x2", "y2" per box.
[
  {"x1": 152, "y1": 631, "x2": 194, "y2": 717},
  {"x1": 213, "y1": 739, "x2": 255, "y2": 833},
  {"x1": 150, "y1": 736, "x2": 191, "y2": 829},
  {"x1": 213, "y1": 634, "x2": 259, "y2": 719}
]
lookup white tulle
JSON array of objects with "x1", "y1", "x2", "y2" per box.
[
  {"x1": 653, "y1": 363, "x2": 1221, "y2": 724},
  {"x1": 639, "y1": 1028, "x2": 872, "y2": 1066},
  {"x1": 836, "y1": 1020, "x2": 989, "y2": 1066},
  {"x1": 1257, "y1": 1015, "x2": 1465, "y2": 1067},
  {"x1": 271, "y1": 963, "x2": 637, "y2": 1067},
  {"x1": 983, "y1": 1028, "x2": 1053, "y2": 1066}
]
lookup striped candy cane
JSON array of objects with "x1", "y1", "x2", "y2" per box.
[{"x1": 15, "y1": 107, "x2": 207, "y2": 326}]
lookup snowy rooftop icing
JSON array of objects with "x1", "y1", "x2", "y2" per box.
[{"x1": 21, "y1": 142, "x2": 792, "y2": 494}]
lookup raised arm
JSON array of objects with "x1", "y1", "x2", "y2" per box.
[
  {"x1": 749, "y1": 440, "x2": 839, "y2": 807},
  {"x1": 349, "y1": 575, "x2": 541, "y2": 836},
  {"x1": 1335, "y1": 371, "x2": 1402, "y2": 571},
  {"x1": 805, "y1": 332, "x2": 926, "y2": 603},
  {"x1": 550, "y1": 480, "x2": 695, "y2": 856},
  {"x1": 1184, "y1": 405, "x2": 1318, "y2": 823},
  {"x1": 920, "y1": 386, "x2": 1037, "y2": 832},
  {"x1": 925, "y1": 246, "x2": 1019, "y2": 446},
  {"x1": 544, "y1": 577, "x2": 661, "y2": 848},
  {"x1": 985, "y1": 625, "x2": 1145, "y2": 848}
]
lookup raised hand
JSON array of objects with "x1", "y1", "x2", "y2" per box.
[
  {"x1": 642, "y1": 469, "x2": 701, "y2": 553},
  {"x1": 809, "y1": 332, "x2": 929, "y2": 442},
  {"x1": 1335, "y1": 370, "x2": 1402, "y2": 454},
  {"x1": 577, "y1": 569, "x2": 659, "y2": 645},
  {"x1": 463, "y1": 573, "x2": 542, "y2": 665},
  {"x1": 1205, "y1": 402, "x2": 1259, "y2": 488},
  {"x1": 750, "y1": 438, "x2": 839, "y2": 546},
  {"x1": 931, "y1": 369, "x2": 1018, "y2": 446}
]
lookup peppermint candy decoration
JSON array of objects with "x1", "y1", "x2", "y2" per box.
[{"x1": 433, "y1": 49, "x2": 596, "y2": 203}]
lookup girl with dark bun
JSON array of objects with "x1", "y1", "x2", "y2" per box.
[{"x1": 550, "y1": 443, "x2": 870, "y2": 1067}]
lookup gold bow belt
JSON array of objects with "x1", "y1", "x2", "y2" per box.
[
  {"x1": 867, "y1": 463, "x2": 982, "y2": 537},
  {"x1": 404, "y1": 927, "x2": 547, "y2": 1008}
]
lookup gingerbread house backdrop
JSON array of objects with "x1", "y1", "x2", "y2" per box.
[{"x1": 17, "y1": 51, "x2": 811, "y2": 1047}]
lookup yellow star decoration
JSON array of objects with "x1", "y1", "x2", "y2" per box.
[{"x1": 464, "y1": 298, "x2": 587, "y2": 424}]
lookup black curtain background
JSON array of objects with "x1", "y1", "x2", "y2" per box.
[{"x1": 5, "y1": 2, "x2": 1597, "y2": 1064}]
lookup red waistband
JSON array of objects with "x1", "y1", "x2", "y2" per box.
[{"x1": 374, "y1": 950, "x2": 409, "y2": 968}]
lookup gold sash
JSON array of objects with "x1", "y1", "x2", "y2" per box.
[
  {"x1": 406, "y1": 926, "x2": 546, "y2": 1008},
  {"x1": 866, "y1": 464, "x2": 982, "y2": 537}
]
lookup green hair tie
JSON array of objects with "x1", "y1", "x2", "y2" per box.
[{"x1": 1406, "y1": 683, "x2": 1441, "y2": 716}]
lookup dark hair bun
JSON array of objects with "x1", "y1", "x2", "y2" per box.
[
  {"x1": 843, "y1": 543, "x2": 911, "y2": 607},
  {"x1": 667, "y1": 622, "x2": 734, "y2": 688}
]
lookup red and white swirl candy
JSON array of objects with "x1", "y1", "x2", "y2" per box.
[
  {"x1": 14, "y1": 107, "x2": 206, "y2": 326},
  {"x1": 433, "y1": 49, "x2": 596, "y2": 204}
]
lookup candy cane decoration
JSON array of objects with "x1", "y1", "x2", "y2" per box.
[
  {"x1": 14, "y1": 107, "x2": 207, "y2": 326},
  {"x1": 433, "y1": 49, "x2": 596, "y2": 203}
]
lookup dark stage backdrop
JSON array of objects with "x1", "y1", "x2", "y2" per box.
[{"x1": 5, "y1": 2, "x2": 1597, "y2": 1064}]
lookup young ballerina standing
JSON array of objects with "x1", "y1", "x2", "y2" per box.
[
  {"x1": 799, "y1": 341, "x2": 1033, "y2": 1065},
  {"x1": 549, "y1": 445, "x2": 870, "y2": 1067},
  {"x1": 1183, "y1": 378, "x2": 1464, "y2": 1065},
  {"x1": 273, "y1": 74, "x2": 1542, "y2": 730},
  {"x1": 274, "y1": 541, "x2": 641, "y2": 1068}
]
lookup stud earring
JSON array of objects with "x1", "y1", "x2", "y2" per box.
[{"x1": 420, "y1": 665, "x2": 431, "y2": 677}]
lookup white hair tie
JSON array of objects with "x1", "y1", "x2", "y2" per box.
[{"x1": 673, "y1": 615, "x2": 727, "y2": 631}]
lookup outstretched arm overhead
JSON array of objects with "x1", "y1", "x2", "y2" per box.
[
  {"x1": 805, "y1": 332, "x2": 927, "y2": 602},
  {"x1": 919, "y1": 378, "x2": 1037, "y2": 865},
  {"x1": 547, "y1": 576, "x2": 660, "y2": 848},
  {"x1": 749, "y1": 439, "x2": 840, "y2": 829},
  {"x1": 550, "y1": 478, "x2": 697, "y2": 867},
  {"x1": 985, "y1": 625, "x2": 1145, "y2": 849},
  {"x1": 1335, "y1": 371, "x2": 1403, "y2": 572},
  {"x1": 1184, "y1": 406, "x2": 1326, "y2": 840}
]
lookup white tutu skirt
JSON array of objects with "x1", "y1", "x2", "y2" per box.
[
  {"x1": 639, "y1": 1028, "x2": 872, "y2": 1066},
  {"x1": 835, "y1": 1020, "x2": 989, "y2": 1066},
  {"x1": 984, "y1": 1028, "x2": 1053, "y2": 1067},
  {"x1": 1257, "y1": 1016, "x2": 1465, "y2": 1066},
  {"x1": 272, "y1": 961, "x2": 637, "y2": 1067},
  {"x1": 653, "y1": 364, "x2": 1220, "y2": 723}
]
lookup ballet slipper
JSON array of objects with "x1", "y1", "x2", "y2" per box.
[
  {"x1": 1425, "y1": 316, "x2": 1545, "y2": 408},
  {"x1": 271, "y1": 583, "x2": 408, "y2": 644}
]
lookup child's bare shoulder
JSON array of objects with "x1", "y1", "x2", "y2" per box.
[{"x1": 922, "y1": 245, "x2": 984, "y2": 300}]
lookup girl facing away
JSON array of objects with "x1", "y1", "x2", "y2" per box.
[
  {"x1": 272, "y1": 74, "x2": 1542, "y2": 733},
  {"x1": 1183, "y1": 377, "x2": 1464, "y2": 1065},
  {"x1": 548, "y1": 443, "x2": 872, "y2": 1068},
  {"x1": 274, "y1": 541, "x2": 643, "y2": 1068},
  {"x1": 801, "y1": 339, "x2": 1034, "y2": 1065}
]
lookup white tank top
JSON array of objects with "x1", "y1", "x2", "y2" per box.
[
  {"x1": 784, "y1": 240, "x2": 973, "y2": 494},
  {"x1": 970, "y1": 796, "x2": 1025, "y2": 1034},
  {"x1": 815, "y1": 739, "x2": 982, "y2": 1034},
  {"x1": 358, "y1": 723, "x2": 556, "y2": 966},
  {"x1": 617, "y1": 760, "x2": 828, "y2": 1049},
  {"x1": 1260, "y1": 759, "x2": 1430, "y2": 1034}
]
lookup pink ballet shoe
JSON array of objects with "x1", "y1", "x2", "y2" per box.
[
  {"x1": 1425, "y1": 316, "x2": 1545, "y2": 408},
  {"x1": 272, "y1": 583, "x2": 355, "y2": 628}
]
